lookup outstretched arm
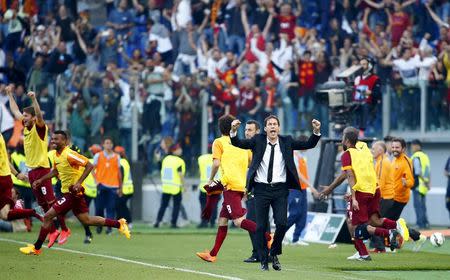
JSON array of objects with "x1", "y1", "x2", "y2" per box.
[
  {"x1": 28, "y1": 91, "x2": 45, "y2": 127},
  {"x1": 292, "y1": 119, "x2": 321, "y2": 150},
  {"x1": 5, "y1": 85, "x2": 23, "y2": 120},
  {"x1": 319, "y1": 172, "x2": 347, "y2": 199}
]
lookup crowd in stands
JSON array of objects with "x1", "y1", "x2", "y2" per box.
[{"x1": 0, "y1": 0, "x2": 449, "y2": 177}]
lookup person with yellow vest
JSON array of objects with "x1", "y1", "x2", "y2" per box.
[
  {"x1": 81, "y1": 144, "x2": 102, "y2": 244},
  {"x1": 93, "y1": 137, "x2": 123, "y2": 235},
  {"x1": 0, "y1": 131, "x2": 43, "y2": 225},
  {"x1": 7, "y1": 85, "x2": 70, "y2": 248},
  {"x1": 340, "y1": 127, "x2": 403, "y2": 261},
  {"x1": 410, "y1": 139, "x2": 431, "y2": 229},
  {"x1": 10, "y1": 146, "x2": 33, "y2": 209},
  {"x1": 114, "y1": 146, "x2": 134, "y2": 229},
  {"x1": 154, "y1": 143, "x2": 185, "y2": 228},
  {"x1": 285, "y1": 136, "x2": 320, "y2": 246},
  {"x1": 197, "y1": 153, "x2": 219, "y2": 228}
]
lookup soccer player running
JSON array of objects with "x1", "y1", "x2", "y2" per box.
[
  {"x1": 20, "y1": 131, "x2": 130, "y2": 255},
  {"x1": 339, "y1": 127, "x2": 402, "y2": 261},
  {"x1": 7, "y1": 86, "x2": 70, "y2": 247},
  {"x1": 0, "y1": 131, "x2": 43, "y2": 223},
  {"x1": 196, "y1": 115, "x2": 267, "y2": 262}
]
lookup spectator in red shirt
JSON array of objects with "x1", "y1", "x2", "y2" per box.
[
  {"x1": 275, "y1": 3, "x2": 300, "y2": 41},
  {"x1": 389, "y1": 2, "x2": 412, "y2": 47},
  {"x1": 237, "y1": 78, "x2": 262, "y2": 136}
]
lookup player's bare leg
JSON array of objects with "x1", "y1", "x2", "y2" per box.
[{"x1": 76, "y1": 213, "x2": 130, "y2": 239}]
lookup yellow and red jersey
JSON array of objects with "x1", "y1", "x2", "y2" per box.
[
  {"x1": 212, "y1": 136, "x2": 250, "y2": 192},
  {"x1": 52, "y1": 146, "x2": 89, "y2": 194}
]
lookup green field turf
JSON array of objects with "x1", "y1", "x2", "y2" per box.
[{"x1": 1, "y1": 222, "x2": 450, "y2": 280}]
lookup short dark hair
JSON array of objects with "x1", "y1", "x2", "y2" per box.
[
  {"x1": 102, "y1": 136, "x2": 114, "y2": 144},
  {"x1": 343, "y1": 126, "x2": 358, "y2": 146},
  {"x1": 246, "y1": 120, "x2": 260, "y2": 131},
  {"x1": 54, "y1": 130, "x2": 68, "y2": 139},
  {"x1": 23, "y1": 106, "x2": 35, "y2": 116},
  {"x1": 383, "y1": 135, "x2": 394, "y2": 142},
  {"x1": 411, "y1": 139, "x2": 422, "y2": 147},
  {"x1": 218, "y1": 114, "x2": 235, "y2": 136},
  {"x1": 392, "y1": 137, "x2": 406, "y2": 149},
  {"x1": 264, "y1": 115, "x2": 280, "y2": 127}
]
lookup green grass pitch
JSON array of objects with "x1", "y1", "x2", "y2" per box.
[{"x1": 1, "y1": 222, "x2": 449, "y2": 280}]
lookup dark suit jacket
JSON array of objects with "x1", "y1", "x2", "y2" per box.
[{"x1": 230, "y1": 133, "x2": 321, "y2": 192}]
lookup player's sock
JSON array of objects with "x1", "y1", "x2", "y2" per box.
[
  {"x1": 84, "y1": 225, "x2": 92, "y2": 237},
  {"x1": 382, "y1": 218, "x2": 397, "y2": 229},
  {"x1": 104, "y1": 218, "x2": 120, "y2": 229},
  {"x1": 58, "y1": 215, "x2": 68, "y2": 231},
  {"x1": 354, "y1": 239, "x2": 369, "y2": 256},
  {"x1": 35, "y1": 226, "x2": 51, "y2": 250},
  {"x1": 50, "y1": 223, "x2": 57, "y2": 233},
  {"x1": 240, "y1": 219, "x2": 256, "y2": 233},
  {"x1": 6, "y1": 209, "x2": 35, "y2": 221},
  {"x1": 409, "y1": 228, "x2": 420, "y2": 241},
  {"x1": 210, "y1": 226, "x2": 228, "y2": 256},
  {"x1": 374, "y1": 228, "x2": 390, "y2": 237}
]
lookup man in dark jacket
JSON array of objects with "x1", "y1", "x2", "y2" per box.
[{"x1": 230, "y1": 115, "x2": 321, "y2": 271}]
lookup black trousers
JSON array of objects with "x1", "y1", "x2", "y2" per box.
[
  {"x1": 253, "y1": 182, "x2": 289, "y2": 261},
  {"x1": 199, "y1": 192, "x2": 218, "y2": 226},
  {"x1": 384, "y1": 200, "x2": 421, "y2": 241},
  {"x1": 84, "y1": 195, "x2": 94, "y2": 236},
  {"x1": 371, "y1": 198, "x2": 394, "y2": 250},
  {"x1": 116, "y1": 194, "x2": 133, "y2": 223},
  {"x1": 156, "y1": 193, "x2": 182, "y2": 226},
  {"x1": 246, "y1": 195, "x2": 271, "y2": 258}
]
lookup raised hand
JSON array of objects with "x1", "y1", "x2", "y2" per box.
[
  {"x1": 312, "y1": 119, "x2": 321, "y2": 134},
  {"x1": 27, "y1": 91, "x2": 36, "y2": 99},
  {"x1": 231, "y1": 119, "x2": 241, "y2": 133}
]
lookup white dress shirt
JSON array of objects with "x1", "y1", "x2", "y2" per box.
[{"x1": 254, "y1": 139, "x2": 286, "y2": 184}]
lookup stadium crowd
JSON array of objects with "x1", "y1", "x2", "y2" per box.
[{"x1": 0, "y1": 0, "x2": 449, "y2": 178}]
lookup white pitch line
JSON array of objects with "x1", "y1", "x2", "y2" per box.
[{"x1": 0, "y1": 237, "x2": 244, "y2": 280}]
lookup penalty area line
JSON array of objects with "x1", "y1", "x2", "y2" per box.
[{"x1": 0, "y1": 237, "x2": 243, "y2": 280}]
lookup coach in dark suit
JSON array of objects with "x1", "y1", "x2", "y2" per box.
[{"x1": 230, "y1": 115, "x2": 321, "y2": 271}]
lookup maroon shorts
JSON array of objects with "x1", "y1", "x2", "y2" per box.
[
  {"x1": 219, "y1": 190, "x2": 247, "y2": 220},
  {"x1": 0, "y1": 175, "x2": 14, "y2": 209},
  {"x1": 53, "y1": 192, "x2": 89, "y2": 216},
  {"x1": 348, "y1": 191, "x2": 379, "y2": 226},
  {"x1": 29, "y1": 168, "x2": 56, "y2": 208}
]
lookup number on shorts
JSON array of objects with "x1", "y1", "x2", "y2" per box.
[
  {"x1": 57, "y1": 197, "x2": 66, "y2": 205},
  {"x1": 41, "y1": 187, "x2": 47, "y2": 195},
  {"x1": 226, "y1": 205, "x2": 232, "y2": 214},
  {"x1": 348, "y1": 210, "x2": 353, "y2": 221}
]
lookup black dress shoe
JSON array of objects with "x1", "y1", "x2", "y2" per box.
[
  {"x1": 243, "y1": 256, "x2": 259, "y2": 263},
  {"x1": 260, "y1": 261, "x2": 269, "y2": 271},
  {"x1": 272, "y1": 255, "x2": 281, "y2": 271}
]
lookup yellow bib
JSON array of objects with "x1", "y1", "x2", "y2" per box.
[
  {"x1": 348, "y1": 143, "x2": 377, "y2": 194},
  {"x1": 24, "y1": 124, "x2": 50, "y2": 168}
]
